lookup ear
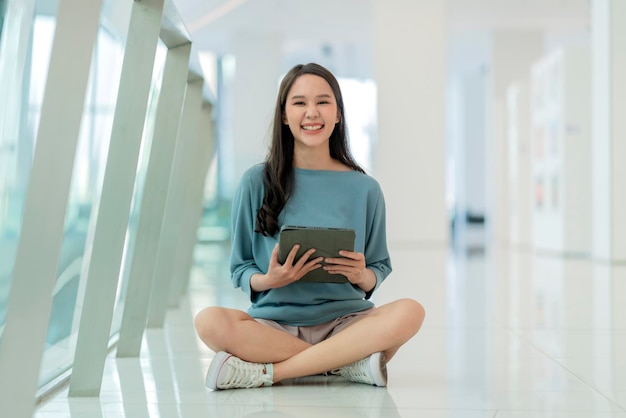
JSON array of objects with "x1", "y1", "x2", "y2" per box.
[
  {"x1": 282, "y1": 113, "x2": 288, "y2": 125},
  {"x1": 336, "y1": 113, "x2": 340, "y2": 124}
]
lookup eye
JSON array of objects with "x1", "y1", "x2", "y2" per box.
[
  {"x1": 318, "y1": 100, "x2": 330, "y2": 105},
  {"x1": 292, "y1": 101, "x2": 305, "y2": 106}
]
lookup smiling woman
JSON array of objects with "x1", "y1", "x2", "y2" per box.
[
  {"x1": 194, "y1": 62, "x2": 426, "y2": 391},
  {"x1": 282, "y1": 74, "x2": 341, "y2": 167}
]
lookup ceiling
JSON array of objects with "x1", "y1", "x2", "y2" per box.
[{"x1": 173, "y1": 0, "x2": 590, "y2": 77}]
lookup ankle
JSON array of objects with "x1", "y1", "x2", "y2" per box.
[
  {"x1": 271, "y1": 363, "x2": 284, "y2": 383},
  {"x1": 264, "y1": 363, "x2": 275, "y2": 382}
]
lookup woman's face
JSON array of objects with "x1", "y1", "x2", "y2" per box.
[{"x1": 283, "y1": 74, "x2": 339, "y2": 152}]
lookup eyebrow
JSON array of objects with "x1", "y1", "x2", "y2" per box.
[{"x1": 289, "y1": 94, "x2": 333, "y2": 100}]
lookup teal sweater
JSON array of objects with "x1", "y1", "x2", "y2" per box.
[{"x1": 229, "y1": 164, "x2": 392, "y2": 326}]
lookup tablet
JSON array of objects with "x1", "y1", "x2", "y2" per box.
[{"x1": 277, "y1": 225, "x2": 356, "y2": 283}]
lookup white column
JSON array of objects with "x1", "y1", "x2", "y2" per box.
[
  {"x1": 592, "y1": 0, "x2": 626, "y2": 262},
  {"x1": 116, "y1": 42, "x2": 191, "y2": 357},
  {"x1": 506, "y1": 82, "x2": 533, "y2": 250},
  {"x1": 147, "y1": 77, "x2": 204, "y2": 327},
  {"x1": 488, "y1": 30, "x2": 543, "y2": 247},
  {"x1": 223, "y1": 32, "x2": 281, "y2": 197},
  {"x1": 69, "y1": 0, "x2": 165, "y2": 396},
  {"x1": 168, "y1": 102, "x2": 216, "y2": 306},
  {"x1": 372, "y1": 0, "x2": 447, "y2": 246},
  {"x1": 459, "y1": 69, "x2": 488, "y2": 249}
]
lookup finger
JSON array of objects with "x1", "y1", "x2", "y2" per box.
[
  {"x1": 324, "y1": 269, "x2": 350, "y2": 279},
  {"x1": 270, "y1": 243, "x2": 279, "y2": 260},
  {"x1": 284, "y1": 244, "x2": 301, "y2": 266},
  {"x1": 268, "y1": 244, "x2": 280, "y2": 268},
  {"x1": 325, "y1": 257, "x2": 360, "y2": 267},
  {"x1": 324, "y1": 265, "x2": 353, "y2": 274},
  {"x1": 338, "y1": 250, "x2": 364, "y2": 260},
  {"x1": 302, "y1": 261, "x2": 323, "y2": 274},
  {"x1": 295, "y1": 249, "x2": 318, "y2": 268},
  {"x1": 302, "y1": 256, "x2": 324, "y2": 270},
  {"x1": 293, "y1": 263, "x2": 321, "y2": 282}
]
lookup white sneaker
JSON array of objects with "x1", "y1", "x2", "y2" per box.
[
  {"x1": 205, "y1": 351, "x2": 274, "y2": 390},
  {"x1": 338, "y1": 352, "x2": 387, "y2": 387}
]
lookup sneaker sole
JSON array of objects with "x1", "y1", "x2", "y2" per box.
[
  {"x1": 369, "y1": 352, "x2": 388, "y2": 387},
  {"x1": 205, "y1": 351, "x2": 233, "y2": 390}
]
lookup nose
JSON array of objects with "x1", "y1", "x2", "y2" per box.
[{"x1": 305, "y1": 104, "x2": 319, "y2": 118}]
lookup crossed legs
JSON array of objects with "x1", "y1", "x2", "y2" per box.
[{"x1": 194, "y1": 298, "x2": 425, "y2": 383}]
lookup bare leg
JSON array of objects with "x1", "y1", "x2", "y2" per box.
[
  {"x1": 194, "y1": 307, "x2": 312, "y2": 363},
  {"x1": 195, "y1": 298, "x2": 425, "y2": 382},
  {"x1": 272, "y1": 298, "x2": 424, "y2": 382}
]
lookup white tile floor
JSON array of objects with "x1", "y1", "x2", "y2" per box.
[{"x1": 36, "y1": 242, "x2": 626, "y2": 417}]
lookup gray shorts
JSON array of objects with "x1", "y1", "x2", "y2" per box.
[{"x1": 255, "y1": 308, "x2": 375, "y2": 345}]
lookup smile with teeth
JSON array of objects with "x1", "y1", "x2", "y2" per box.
[{"x1": 302, "y1": 125, "x2": 323, "y2": 131}]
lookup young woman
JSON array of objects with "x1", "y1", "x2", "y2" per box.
[{"x1": 194, "y1": 63, "x2": 425, "y2": 390}]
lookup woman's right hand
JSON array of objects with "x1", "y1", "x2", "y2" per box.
[{"x1": 250, "y1": 244, "x2": 323, "y2": 291}]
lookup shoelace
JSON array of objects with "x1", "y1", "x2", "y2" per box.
[
  {"x1": 339, "y1": 357, "x2": 374, "y2": 384},
  {"x1": 220, "y1": 357, "x2": 273, "y2": 389}
]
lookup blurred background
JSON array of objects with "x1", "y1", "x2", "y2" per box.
[{"x1": 2, "y1": 0, "x2": 624, "y2": 415}]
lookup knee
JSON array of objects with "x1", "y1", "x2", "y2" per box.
[
  {"x1": 194, "y1": 307, "x2": 231, "y2": 348},
  {"x1": 395, "y1": 298, "x2": 425, "y2": 335}
]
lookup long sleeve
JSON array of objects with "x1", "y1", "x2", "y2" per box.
[
  {"x1": 229, "y1": 166, "x2": 267, "y2": 301},
  {"x1": 362, "y1": 184, "x2": 392, "y2": 298},
  {"x1": 226, "y1": 165, "x2": 393, "y2": 326}
]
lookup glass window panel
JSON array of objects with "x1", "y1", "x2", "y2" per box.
[
  {"x1": 37, "y1": 3, "x2": 128, "y2": 387},
  {"x1": 0, "y1": 6, "x2": 57, "y2": 343},
  {"x1": 198, "y1": 56, "x2": 229, "y2": 237},
  {"x1": 28, "y1": 17, "x2": 55, "y2": 110},
  {"x1": 0, "y1": 2, "x2": 6, "y2": 39},
  {"x1": 109, "y1": 41, "x2": 167, "y2": 337}
]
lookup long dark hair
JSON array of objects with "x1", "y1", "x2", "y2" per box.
[{"x1": 255, "y1": 63, "x2": 365, "y2": 237}]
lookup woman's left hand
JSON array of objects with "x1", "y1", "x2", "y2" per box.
[{"x1": 324, "y1": 250, "x2": 370, "y2": 287}]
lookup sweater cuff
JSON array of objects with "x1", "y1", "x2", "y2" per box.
[
  {"x1": 363, "y1": 269, "x2": 383, "y2": 300},
  {"x1": 241, "y1": 268, "x2": 263, "y2": 302}
]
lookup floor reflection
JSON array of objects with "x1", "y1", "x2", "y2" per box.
[
  {"x1": 206, "y1": 378, "x2": 401, "y2": 418},
  {"x1": 35, "y1": 242, "x2": 626, "y2": 417}
]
